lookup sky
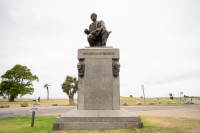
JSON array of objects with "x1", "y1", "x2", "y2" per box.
[{"x1": 0, "y1": 0, "x2": 200, "y2": 99}]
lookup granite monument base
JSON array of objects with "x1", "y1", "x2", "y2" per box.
[
  {"x1": 53, "y1": 108, "x2": 143, "y2": 130},
  {"x1": 77, "y1": 47, "x2": 120, "y2": 110}
]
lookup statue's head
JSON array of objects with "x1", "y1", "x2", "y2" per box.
[
  {"x1": 113, "y1": 62, "x2": 120, "y2": 77},
  {"x1": 91, "y1": 13, "x2": 97, "y2": 22},
  {"x1": 114, "y1": 62, "x2": 120, "y2": 70},
  {"x1": 77, "y1": 62, "x2": 85, "y2": 77},
  {"x1": 77, "y1": 62, "x2": 83, "y2": 70}
]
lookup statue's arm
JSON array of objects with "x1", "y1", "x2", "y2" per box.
[
  {"x1": 84, "y1": 29, "x2": 90, "y2": 35},
  {"x1": 84, "y1": 24, "x2": 91, "y2": 35}
]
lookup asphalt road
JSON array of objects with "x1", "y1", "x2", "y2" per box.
[{"x1": 0, "y1": 104, "x2": 200, "y2": 118}]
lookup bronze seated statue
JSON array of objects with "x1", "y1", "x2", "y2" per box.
[{"x1": 84, "y1": 13, "x2": 111, "y2": 47}]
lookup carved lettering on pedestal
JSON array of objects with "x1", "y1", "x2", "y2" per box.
[{"x1": 83, "y1": 52, "x2": 115, "y2": 55}]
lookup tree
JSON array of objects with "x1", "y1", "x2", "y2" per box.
[
  {"x1": 169, "y1": 93, "x2": 173, "y2": 99},
  {"x1": 44, "y1": 83, "x2": 50, "y2": 100},
  {"x1": 0, "y1": 64, "x2": 39, "y2": 101},
  {"x1": 130, "y1": 95, "x2": 133, "y2": 97},
  {"x1": 61, "y1": 76, "x2": 78, "y2": 105}
]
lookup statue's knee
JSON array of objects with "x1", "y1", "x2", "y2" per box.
[
  {"x1": 101, "y1": 30, "x2": 108, "y2": 36},
  {"x1": 103, "y1": 29, "x2": 107, "y2": 33},
  {"x1": 87, "y1": 35, "x2": 92, "y2": 40}
]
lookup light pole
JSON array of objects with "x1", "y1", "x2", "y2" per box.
[
  {"x1": 141, "y1": 85, "x2": 146, "y2": 104},
  {"x1": 180, "y1": 92, "x2": 183, "y2": 103}
]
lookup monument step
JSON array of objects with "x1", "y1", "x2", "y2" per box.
[
  {"x1": 55, "y1": 117, "x2": 141, "y2": 122},
  {"x1": 53, "y1": 108, "x2": 143, "y2": 130},
  {"x1": 59, "y1": 108, "x2": 138, "y2": 117},
  {"x1": 53, "y1": 121, "x2": 143, "y2": 130}
]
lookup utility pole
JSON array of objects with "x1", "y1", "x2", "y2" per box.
[
  {"x1": 141, "y1": 85, "x2": 146, "y2": 104},
  {"x1": 180, "y1": 92, "x2": 183, "y2": 103}
]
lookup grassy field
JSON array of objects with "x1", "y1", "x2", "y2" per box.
[
  {"x1": 0, "y1": 97, "x2": 198, "y2": 108},
  {"x1": 0, "y1": 115, "x2": 200, "y2": 133},
  {"x1": 0, "y1": 98, "x2": 77, "y2": 108}
]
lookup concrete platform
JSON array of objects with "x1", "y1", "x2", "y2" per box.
[{"x1": 53, "y1": 108, "x2": 143, "y2": 130}]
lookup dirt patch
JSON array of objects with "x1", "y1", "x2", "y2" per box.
[{"x1": 132, "y1": 108, "x2": 200, "y2": 119}]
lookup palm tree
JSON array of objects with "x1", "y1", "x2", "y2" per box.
[
  {"x1": 61, "y1": 76, "x2": 78, "y2": 105},
  {"x1": 44, "y1": 83, "x2": 50, "y2": 100}
]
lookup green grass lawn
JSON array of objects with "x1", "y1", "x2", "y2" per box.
[
  {"x1": 0, "y1": 97, "x2": 198, "y2": 108},
  {"x1": 0, "y1": 115, "x2": 200, "y2": 133}
]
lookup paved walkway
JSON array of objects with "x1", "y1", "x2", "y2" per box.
[
  {"x1": 0, "y1": 100, "x2": 200, "y2": 119},
  {"x1": 0, "y1": 106, "x2": 75, "y2": 118},
  {"x1": 131, "y1": 99, "x2": 200, "y2": 119}
]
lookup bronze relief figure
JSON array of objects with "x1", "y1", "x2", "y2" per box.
[
  {"x1": 77, "y1": 62, "x2": 85, "y2": 77},
  {"x1": 113, "y1": 62, "x2": 120, "y2": 77}
]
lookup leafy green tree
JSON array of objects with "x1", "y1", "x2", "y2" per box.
[
  {"x1": 0, "y1": 64, "x2": 39, "y2": 101},
  {"x1": 169, "y1": 93, "x2": 173, "y2": 99},
  {"x1": 44, "y1": 83, "x2": 50, "y2": 100},
  {"x1": 61, "y1": 76, "x2": 78, "y2": 105}
]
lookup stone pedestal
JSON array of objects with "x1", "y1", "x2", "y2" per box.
[
  {"x1": 77, "y1": 47, "x2": 120, "y2": 110},
  {"x1": 53, "y1": 47, "x2": 143, "y2": 130}
]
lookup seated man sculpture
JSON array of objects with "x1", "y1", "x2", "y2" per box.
[{"x1": 84, "y1": 13, "x2": 111, "y2": 46}]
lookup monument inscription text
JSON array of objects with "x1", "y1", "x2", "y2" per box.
[{"x1": 83, "y1": 52, "x2": 115, "y2": 55}]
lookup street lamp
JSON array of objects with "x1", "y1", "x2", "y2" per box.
[{"x1": 141, "y1": 85, "x2": 146, "y2": 104}]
